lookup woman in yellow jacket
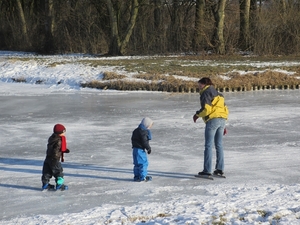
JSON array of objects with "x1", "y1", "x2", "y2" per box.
[{"x1": 193, "y1": 77, "x2": 229, "y2": 177}]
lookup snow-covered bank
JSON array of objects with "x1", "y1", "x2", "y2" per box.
[{"x1": 1, "y1": 51, "x2": 300, "y2": 92}]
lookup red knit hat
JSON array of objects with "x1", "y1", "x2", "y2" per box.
[{"x1": 53, "y1": 124, "x2": 66, "y2": 134}]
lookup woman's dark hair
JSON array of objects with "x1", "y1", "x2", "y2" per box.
[{"x1": 198, "y1": 77, "x2": 214, "y2": 86}]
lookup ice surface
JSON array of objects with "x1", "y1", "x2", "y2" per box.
[
  {"x1": 1, "y1": 52, "x2": 300, "y2": 224},
  {"x1": 1, "y1": 85, "x2": 300, "y2": 224}
]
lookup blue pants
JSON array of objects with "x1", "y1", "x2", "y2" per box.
[
  {"x1": 203, "y1": 118, "x2": 226, "y2": 173},
  {"x1": 132, "y1": 148, "x2": 148, "y2": 180}
]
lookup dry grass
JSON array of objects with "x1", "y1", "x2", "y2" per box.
[
  {"x1": 212, "y1": 70, "x2": 300, "y2": 91},
  {"x1": 102, "y1": 72, "x2": 126, "y2": 80},
  {"x1": 80, "y1": 55, "x2": 300, "y2": 92},
  {"x1": 81, "y1": 70, "x2": 300, "y2": 93},
  {"x1": 81, "y1": 78, "x2": 198, "y2": 92},
  {"x1": 133, "y1": 73, "x2": 168, "y2": 81}
]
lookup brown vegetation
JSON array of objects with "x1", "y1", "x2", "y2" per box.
[
  {"x1": 81, "y1": 70, "x2": 300, "y2": 93},
  {"x1": 80, "y1": 55, "x2": 300, "y2": 93},
  {"x1": 102, "y1": 72, "x2": 126, "y2": 80}
]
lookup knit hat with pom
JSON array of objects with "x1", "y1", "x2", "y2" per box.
[
  {"x1": 141, "y1": 117, "x2": 153, "y2": 128},
  {"x1": 53, "y1": 124, "x2": 66, "y2": 134}
]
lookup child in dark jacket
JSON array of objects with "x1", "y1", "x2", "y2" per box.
[
  {"x1": 41, "y1": 124, "x2": 70, "y2": 190},
  {"x1": 131, "y1": 117, "x2": 153, "y2": 182}
]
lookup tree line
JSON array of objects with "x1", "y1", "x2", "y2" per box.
[{"x1": 0, "y1": 0, "x2": 299, "y2": 56}]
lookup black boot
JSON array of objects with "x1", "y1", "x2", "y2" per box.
[{"x1": 213, "y1": 169, "x2": 224, "y2": 176}]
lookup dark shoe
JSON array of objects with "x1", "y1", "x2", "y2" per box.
[
  {"x1": 133, "y1": 176, "x2": 140, "y2": 181},
  {"x1": 42, "y1": 183, "x2": 55, "y2": 190},
  {"x1": 56, "y1": 184, "x2": 68, "y2": 190},
  {"x1": 213, "y1": 169, "x2": 224, "y2": 176},
  {"x1": 198, "y1": 171, "x2": 212, "y2": 176},
  {"x1": 140, "y1": 176, "x2": 152, "y2": 182}
]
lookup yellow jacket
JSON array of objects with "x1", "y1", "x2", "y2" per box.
[{"x1": 195, "y1": 85, "x2": 229, "y2": 123}]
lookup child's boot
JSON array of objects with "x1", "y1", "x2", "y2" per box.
[
  {"x1": 42, "y1": 183, "x2": 55, "y2": 190},
  {"x1": 140, "y1": 175, "x2": 152, "y2": 182},
  {"x1": 56, "y1": 184, "x2": 68, "y2": 190}
]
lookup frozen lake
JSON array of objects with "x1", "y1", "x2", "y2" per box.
[{"x1": 1, "y1": 87, "x2": 300, "y2": 224}]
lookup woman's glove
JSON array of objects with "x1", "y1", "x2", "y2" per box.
[{"x1": 193, "y1": 114, "x2": 199, "y2": 123}]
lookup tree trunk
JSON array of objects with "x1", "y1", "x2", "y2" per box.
[
  {"x1": 43, "y1": 0, "x2": 54, "y2": 53},
  {"x1": 211, "y1": 0, "x2": 227, "y2": 54},
  {"x1": 280, "y1": 0, "x2": 287, "y2": 23},
  {"x1": 192, "y1": 0, "x2": 205, "y2": 52},
  {"x1": 168, "y1": 0, "x2": 181, "y2": 51},
  {"x1": 153, "y1": 0, "x2": 162, "y2": 29},
  {"x1": 119, "y1": 0, "x2": 139, "y2": 55},
  {"x1": 250, "y1": 0, "x2": 257, "y2": 23},
  {"x1": 50, "y1": 0, "x2": 56, "y2": 35},
  {"x1": 106, "y1": 0, "x2": 139, "y2": 56},
  {"x1": 238, "y1": 0, "x2": 251, "y2": 51},
  {"x1": 249, "y1": 0, "x2": 257, "y2": 50},
  {"x1": 106, "y1": 0, "x2": 121, "y2": 55},
  {"x1": 16, "y1": 0, "x2": 29, "y2": 46},
  {"x1": 217, "y1": 0, "x2": 226, "y2": 54}
]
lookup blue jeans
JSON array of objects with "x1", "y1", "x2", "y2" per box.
[
  {"x1": 203, "y1": 118, "x2": 226, "y2": 173},
  {"x1": 132, "y1": 148, "x2": 148, "y2": 180}
]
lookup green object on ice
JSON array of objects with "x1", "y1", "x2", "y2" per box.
[{"x1": 57, "y1": 177, "x2": 64, "y2": 185}]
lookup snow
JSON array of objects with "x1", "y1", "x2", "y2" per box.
[{"x1": 1, "y1": 51, "x2": 300, "y2": 225}]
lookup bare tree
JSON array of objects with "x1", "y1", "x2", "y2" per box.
[
  {"x1": 16, "y1": 0, "x2": 30, "y2": 46},
  {"x1": 210, "y1": 0, "x2": 227, "y2": 54},
  {"x1": 39, "y1": 0, "x2": 55, "y2": 53},
  {"x1": 153, "y1": 0, "x2": 164, "y2": 52},
  {"x1": 280, "y1": 0, "x2": 287, "y2": 20},
  {"x1": 168, "y1": 0, "x2": 181, "y2": 51},
  {"x1": 105, "y1": 0, "x2": 140, "y2": 56},
  {"x1": 153, "y1": 0, "x2": 162, "y2": 29},
  {"x1": 238, "y1": 0, "x2": 251, "y2": 51},
  {"x1": 192, "y1": 0, "x2": 205, "y2": 52}
]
